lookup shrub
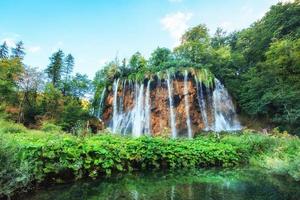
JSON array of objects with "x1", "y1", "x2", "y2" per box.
[
  {"x1": 0, "y1": 120, "x2": 27, "y2": 134},
  {"x1": 41, "y1": 121, "x2": 63, "y2": 133}
]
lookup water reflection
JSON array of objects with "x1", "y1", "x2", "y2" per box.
[{"x1": 24, "y1": 168, "x2": 300, "y2": 200}]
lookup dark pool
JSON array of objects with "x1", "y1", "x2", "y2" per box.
[{"x1": 24, "y1": 168, "x2": 300, "y2": 200}]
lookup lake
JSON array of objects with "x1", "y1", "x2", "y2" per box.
[{"x1": 24, "y1": 167, "x2": 300, "y2": 200}]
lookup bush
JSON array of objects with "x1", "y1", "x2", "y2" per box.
[
  {"x1": 41, "y1": 121, "x2": 63, "y2": 133},
  {"x1": 0, "y1": 120, "x2": 27, "y2": 134}
]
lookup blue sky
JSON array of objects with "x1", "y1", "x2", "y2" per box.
[{"x1": 0, "y1": 0, "x2": 284, "y2": 78}]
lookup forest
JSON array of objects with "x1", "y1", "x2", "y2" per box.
[{"x1": 0, "y1": 1, "x2": 300, "y2": 199}]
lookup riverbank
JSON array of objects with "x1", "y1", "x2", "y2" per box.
[{"x1": 0, "y1": 119, "x2": 299, "y2": 199}]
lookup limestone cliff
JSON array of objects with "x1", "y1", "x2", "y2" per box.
[{"x1": 99, "y1": 70, "x2": 241, "y2": 137}]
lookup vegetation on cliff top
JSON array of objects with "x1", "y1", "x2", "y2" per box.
[{"x1": 1, "y1": 119, "x2": 300, "y2": 198}]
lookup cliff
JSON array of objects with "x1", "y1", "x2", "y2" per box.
[{"x1": 99, "y1": 70, "x2": 241, "y2": 137}]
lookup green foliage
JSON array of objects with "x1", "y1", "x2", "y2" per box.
[
  {"x1": 1, "y1": 119, "x2": 300, "y2": 198},
  {"x1": 207, "y1": 1, "x2": 300, "y2": 133},
  {"x1": 58, "y1": 97, "x2": 90, "y2": 132},
  {"x1": 41, "y1": 83, "x2": 63, "y2": 119},
  {"x1": 0, "y1": 120, "x2": 27, "y2": 134},
  {"x1": 0, "y1": 42, "x2": 9, "y2": 59},
  {"x1": 148, "y1": 47, "x2": 173, "y2": 69},
  {"x1": 11, "y1": 41, "x2": 25, "y2": 60},
  {"x1": 41, "y1": 121, "x2": 63, "y2": 133},
  {"x1": 129, "y1": 52, "x2": 147, "y2": 71},
  {"x1": 46, "y1": 50, "x2": 65, "y2": 88},
  {"x1": 0, "y1": 58, "x2": 24, "y2": 104}
]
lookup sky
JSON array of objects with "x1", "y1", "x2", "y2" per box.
[{"x1": 0, "y1": 0, "x2": 288, "y2": 78}]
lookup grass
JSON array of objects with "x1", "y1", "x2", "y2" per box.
[{"x1": 0, "y1": 119, "x2": 299, "y2": 198}]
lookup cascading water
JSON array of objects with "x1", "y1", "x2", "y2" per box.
[
  {"x1": 132, "y1": 83, "x2": 144, "y2": 137},
  {"x1": 110, "y1": 81, "x2": 152, "y2": 137},
  {"x1": 166, "y1": 73, "x2": 177, "y2": 138},
  {"x1": 112, "y1": 79, "x2": 120, "y2": 133},
  {"x1": 212, "y1": 79, "x2": 241, "y2": 132},
  {"x1": 184, "y1": 70, "x2": 193, "y2": 138},
  {"x1": 97, "y1": 87, "x2": 106, "y2": 118},
  {"x1": 144, "y1": 81, "x2": 151, "y2": 135},
  {"x1": 106, "y1": 69, "x2": 241, "y2": 137},
  {"x1": 195, "y1": 77, "x2": 209, "y2": 130}
]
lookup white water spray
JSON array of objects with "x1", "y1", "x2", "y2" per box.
[
  {"x1": 132, "y1": 83, "x2": 145, "y2": 137},
  {"x1": 166, "y1": 73, "x2": 177, "y2": 138},
  {"x1": 144, "y1": 81, "x2": 151, "y2": 135},
  {"x1": 195, "y1": 77, "x2": 209, "y2": 130},
  {"x1": 184, "y1": 71, "x2": 193, "y2": 138},
  {"x1": 212, "y1": 79, "x2": 241, "y2": 132},
  {"x1": 112, "y1": 79, "x2": 120, "y2": 133}
]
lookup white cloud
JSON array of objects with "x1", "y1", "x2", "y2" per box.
[
  {"x1": 28, "y1": 46, "x2": 41, "y2": 53},
  {"x1": 160, "y1": 12, "x2": 193, "y2": 45}
]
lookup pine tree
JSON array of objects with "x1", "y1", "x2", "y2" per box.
[
  {"x1": 61, "y1": 54, "x2": 74, "y2": 95},
  {"x1": 11, "y1": 41, "x2": 25, "y2": 59},
  {"x1": 0, "y1": 42, "x2": 9, "y2": 59},
  {"x1": 46, "y1": 50, "x2": 65, "y2": 88},
  {"x1": 64, "y1": 54, "x2": 74, "y2": 81}
]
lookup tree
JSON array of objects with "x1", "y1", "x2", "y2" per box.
[
  {"x1": 0, "y1": 58, "x2": 24, "y2": 104},
  {"x1": 59, "y1": 97, "x2": 89, "y2": 132},
  {"x1": 234, "y1": 1, "x2": 300, "y2": 65},
  {"x1": 211, "y1": 28, "x2": 227, "y2": 48},
  {"x1": 181, "y1": 24, "x2": 210, "y2": 44},
  {"x1": 11, "y1": 41, "x2": 25, "y2": 59},
  {"x1": 148, "y1": 47, "x2": 173, "y2": 69},
  {"x1": 174, "y1": 24, "x2": 212, "y2": 65},
  {"x1": 62, "y1": 54, "x2": 74, "y2": 95},
  {"x1": 41, "y1": 83, "x2": 63, "y2": 119},
  {"x1": 129, "y1": 52, "x2": 147, "y2": 71},
  {"x1": 17, "y1": 67, "x2": 44, "y2": 124},
  {"x1": 70, "y1": 73, "x2": 91, "y2": 98},
  {"x1": 63, "y1": 54, "x2": 74, "y2": 81},
  {"x1": 46, "y1": 50, "x2": 65, "y2": 88},
  {"x1": 0, "y1": 42, "x2": 9, "y2": 59}
]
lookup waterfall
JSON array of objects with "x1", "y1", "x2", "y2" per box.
[
  {"x1": 166, "y1": 73, "x2": 177, "y2": 138},
  {"x1": 108, "y1": 71, "x2": 241, "y2": 137},
  {"x1": 195, "y1": 77, "x2": 209, "y2": 130},
  {"x1": 205, "y1": 71, "x2": 214, "y2": 130},
  {"x1": 132, "y1": 83, "x2": 145, "y2": 137},
  {"x1": 97, "y1": 87, "x2": 106, "y2": 118},
  {"x1": 184, "y1": 70, "x2": 193, "y2": 138},
  {"x1": 144, "y1": 81, "x2": 151, "y2": 135},
  {"x1": 212, "y1": 79, "x2": 241, "y2": 132},
  {"x1": 110, "y1": 80, "x2": 152, "y2": 137},
  {"x1": 112, "y1": 79, "x2": 120, "y2": 133}
]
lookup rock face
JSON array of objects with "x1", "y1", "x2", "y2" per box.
[{"x1": 100, "y1": 71, "x2": 241, "y2": 137}]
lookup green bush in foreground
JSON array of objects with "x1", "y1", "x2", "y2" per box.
[{"x1": 0, "y1": 120, "x2": 299, "y2": 198}]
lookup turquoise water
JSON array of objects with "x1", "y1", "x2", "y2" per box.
[{"x1": 24, "y1": 168, "x2": 300, "y2": 200}]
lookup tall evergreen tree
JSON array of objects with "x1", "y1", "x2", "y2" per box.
[
  {"x1": 0, "y1": 42, "x2": 9, "y2": 59},
  {"x1": 61, "y1": 54, "x2": 74, "y2": 95},
  {"x1": 64, "y1": 54, "x2": 74, "y2": 81},
  {"x1": 11, "y1": 41, "x2": 25, "y2": 59},
  {"x1": 46, "y1": 50, "x2": 65, "y2": 88}
]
